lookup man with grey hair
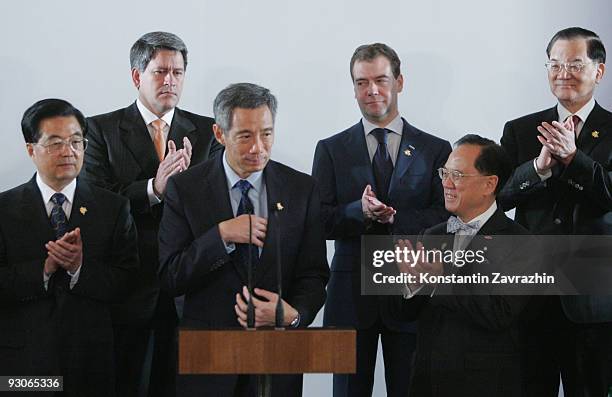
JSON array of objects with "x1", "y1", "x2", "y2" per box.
[
  {"x1": 82, "y1": 31, "x2": 221, "y2": 397},
  {"x1": 159, "y1": 82, "x2": 329, "y2": 396}
]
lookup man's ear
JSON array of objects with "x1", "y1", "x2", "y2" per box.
[
  {"x1": 26, "y1": 143, "x2": 35, "y2": 159},
  {"x1": 131, "y1": 68, "x2": 141, "y2": 89},
  {"x1": 213, "y1": 124, "x2": 226, "y2": 146},
  {"x1": 486, "y1": 175, "x2": 499, "y2": 196}
]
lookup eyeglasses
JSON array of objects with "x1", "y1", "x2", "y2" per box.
[
  {"x1": 34, "y1": 137, "x2": 88, "y2": 154},
  {"x1": 544, "y1": 61, "x2": 595, "y2": 74},
  {"x1": 437, "y1": 167, "x2": 488, "y2": 183}
]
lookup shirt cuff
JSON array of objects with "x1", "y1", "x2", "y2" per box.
[
  {"x1": 533, "y1": 158, "x2": 552, "y2": 181},
  {"x1": 147, "y1": 178, "x2": 162, "y2": 206},
  {"x1": 402, "y1": 283, "x2": 424, "y2": 299},
  {"x1": 43, "y1": 271, "x2": 50, "y2": 291},
  {"x1": 223, "y1": 240, "x2": 236, "y2": 254},
  {"x1": 67, "y1": 266, "x2": 82, "y2": 289}
]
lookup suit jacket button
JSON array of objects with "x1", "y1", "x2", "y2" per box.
[{"x1": 553, "y1": 218, "x2": 562, "y2": 225}]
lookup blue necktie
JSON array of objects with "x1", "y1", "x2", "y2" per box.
[
  {"x1": 50, "y1": 193, "x2": 68, "y2": 239},
  {"x1": 446, "y1": 216, "x2": 480, "y2": 235},
  {"x1": 234, "y1": 180, "x2": 259, "y2": 267},
  {"x1": 371, "y1": 128, "x2": 394, "y2": 203}
]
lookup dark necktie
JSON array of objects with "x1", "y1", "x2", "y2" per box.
[
  {"x1": 50, "y1": 193, "x2": 68, "y2": 239},
  {"x1": 566, "y1": 114, "x2": 581, "y2": 139},
  {"x1": 234, "y1": 180, "x2": 259, "y2": 267},
  {"x1": 49, "y1": 193, "x2": 71, "y2": 291},
  {"x1": 371, "y1": 128, "x2": 394, "y2": 202}
]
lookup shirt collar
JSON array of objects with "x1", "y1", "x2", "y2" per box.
[
  {"x1": 222, "y1": 151, "x2": 264, "y2": 193},
  {"x1": 36, "y1": 173, "x2": 77, "y2": 205},
  {"x1": 557, "y1": 97, "x2": 595, "y2": 124},
  {"x1": 362, "y1": 114, "x2": 404, "y2": 136},
  {"x1": 136, "y1": 98, "x2": 175, "y2": 127},
  {"x1": 459, "y1": 201, "x2": 497, "y2": 230}
]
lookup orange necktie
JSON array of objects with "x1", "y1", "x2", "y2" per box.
[{"x1": 151, "y1": 119, "x2": 167, "y2": 161}]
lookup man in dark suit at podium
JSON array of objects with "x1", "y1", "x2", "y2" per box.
[
  {"x1": 312, "y1": 43, "x2": 451, "y2": 397},
  {"x1": 499, "y1": 27, "x2": 612, "y2": 396},
  {"x1": 158, "y1": 83, "x2": 329, "y2": 396},
  {"x1": 81, "y1": 31, "x2": 221, "y2": 396},
  {"x1": 0, "y1": 99, "x2": 138, "y2": 397}
]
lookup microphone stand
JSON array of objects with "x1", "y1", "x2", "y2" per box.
[
  {"x1": 274, "y1": 209, "x2": 284, "y2": 329},
  {"x1": 246, "y1": 213, "x2": 255, "y2": 330}
]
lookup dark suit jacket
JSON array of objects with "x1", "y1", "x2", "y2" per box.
[
  {"x1": 312, "y1": 119, "x2": 451, "y2": 331},
  {"x1": 157, "y1": 155, "x2": 329, "y2": 394},
  {"x1": 0, "y1": 177, "x2": 138, "y2": 397},
  {"x1": 394, "y1": 209, "x2": 532, "y2": 397},
  {"x1": 158, "y1": 155, "x2": 329, "y2": 327},
  {"x1": 499, "y1": 102, "x2": 612, "y2": 322},
  {"x1": 82, "y1": 102, "x2": 221, "y2": 324}
]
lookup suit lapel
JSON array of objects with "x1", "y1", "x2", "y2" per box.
[
  {"x1": 21, "y1": 176, "x2": 57, "y2": 244},
  {"x1": 67, "y1": 179, "x2": 93, "y2": 233},
  {"x1": 119, "y1": 102, "x2": 160, "y2": 176},
  {"x1": 576, "y1": 102, "x2": 610, "y2": 155},
  {"x1": 345, "y1": 122, "x2": 376, "y2": 189},
  {"x1": 389, "y1": 119, "x2": 423, "y2": 195},
  {"x1": 255, "y1": 161, "x2": 285, "y2": 286},
  {"x1": 167, "y1": 108, "x2": 198, "y2": 150}
]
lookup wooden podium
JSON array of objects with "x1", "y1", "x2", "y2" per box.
[{"x1": 179, "y1": 327, "x2": 356, "y2": 396}]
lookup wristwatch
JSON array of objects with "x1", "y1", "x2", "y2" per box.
[{"x1": 289, "y1": 312, "x2": 300, "y2": 328}]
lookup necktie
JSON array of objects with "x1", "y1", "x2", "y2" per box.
[
  {"x1": 50, "y1": 193, "x2": 68, "y2": 239},
  {"x1": 371, "y1": 128, "x2": 394, "y2": 202},
  {"x1": 151, "y1": 119, "x2": 167, "y2": 161},
  {"x1": 234, "y1": 180, "x2": 259, "y2": 267},
  {"x1": 566, "y1": 114, "x2": 581, "y2": 138},
  {"x1": 446, "y1": 215, "x2": 480, "y2": 235}
]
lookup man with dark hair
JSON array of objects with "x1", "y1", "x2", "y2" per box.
[
  {"x1": 499, "y1": 26, "x2": 612, "y2": 396},
  {"x1": 159, "y1": 83, "x2": 329, "y2": 396},
  {"x1": 0, "y1": 99, "x2": 138, "y2": 397},
  {"x1": 394, "y1": 134, "x2": 531, "y2": 397},
  {"x1": 312, "y1": 43, "x2": 451, "y2": 397},
  {"x1": 81, "y1": 31, "x2": 221, "y2": 397}
]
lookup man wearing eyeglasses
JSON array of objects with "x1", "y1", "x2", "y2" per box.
[
  {"x1": 393, "y1": 134, "x2": 532, "y2": 397},
  {"x1": 81, "y1": 32, "x2": 221, "y2": 397},
  {"x1": 0, "y1": 99, "x2": 138, "y2": 396},
  {"x1": 499, "y1": 27, "x2": 612, "y2": 396},
  {"x1": 312, "y1": 43, "x2": 451, "y2": 397}
]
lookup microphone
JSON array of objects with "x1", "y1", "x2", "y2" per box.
[
  {"x1": 271, "y1": 204, "x2": 284, "y2": 329},
  {"x1": 246, "y1": 212, "x2": 255, "y2": 329}
]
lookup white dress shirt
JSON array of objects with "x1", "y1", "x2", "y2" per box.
[{"x1": 362, "y1": 114, "x2": 403, "y2": 166}]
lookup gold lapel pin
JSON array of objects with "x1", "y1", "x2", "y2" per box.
[
  {"x1": 404, "y1": 149, "x2": 412, "y2": 156},
  {"x1": 592, "y1": 130, "x2": 600, "y2": 138},
  {"x1": 276, "y1": 202, "x2": 284, "y2": 211},
  {"x1": 79, "y1": 207, "x2": 87, "y2": 215}
]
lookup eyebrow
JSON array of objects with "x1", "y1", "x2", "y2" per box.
[{"x1": 549, "y1": 57, "x2": 585, "y2": 62}]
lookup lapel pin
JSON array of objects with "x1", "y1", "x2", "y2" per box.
[
  {"x1": 592, "y1": 130, "x2": 600, "y2": 138},
  {"x1": 276, "y1": 202, "x2": 284, "y2": 211},
  {"x1": 79, "y1": 207, "x2": 87, "y2": 215},
  {"x1": 484, "y1": 235, "x2": 493, "y2": 240},
  {"x1": 404, "y1": 149, "x2": 412, "y2": 156}
]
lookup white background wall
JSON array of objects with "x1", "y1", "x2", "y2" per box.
[{"x1": 2, "y1": 1, "x2": 611, "y2": 395}]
